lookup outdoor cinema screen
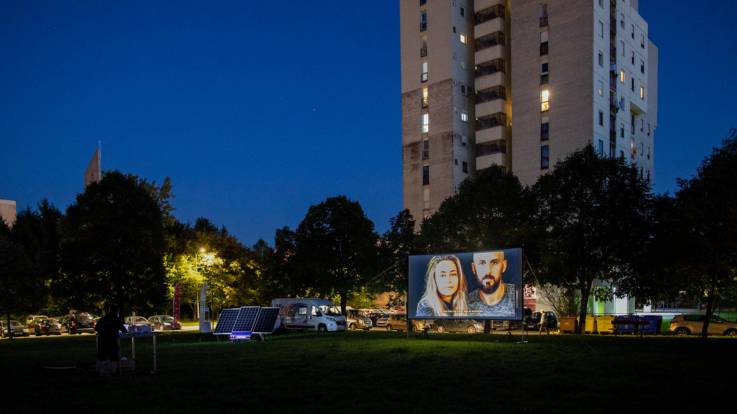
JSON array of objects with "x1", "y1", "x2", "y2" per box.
[{"x1": 408, "y1": 248, "x2": 523, "y2": 321}]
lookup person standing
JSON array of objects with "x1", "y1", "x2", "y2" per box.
[
  {"x1": 539, "y1": 310, "x2": 550, "y2": 335},
  {"x1": 95, "y1": 306, "x2": 127, "y2": 375}
]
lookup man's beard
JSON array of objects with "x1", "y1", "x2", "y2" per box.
[{"x1": 479, "y1": 276, "x2": 500, "y2": 294}]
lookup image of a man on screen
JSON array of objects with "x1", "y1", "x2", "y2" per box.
[
  {"x1": 467, "y1": 251, "x2": 517, "y2": 317},
  {"x1": 416, "y1": 255, "x2": 469, "y2": 317}
]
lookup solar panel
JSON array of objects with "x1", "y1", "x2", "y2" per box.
[
  {"x1": 214, "y1": 308, "x2": 241, "y2": 335},
  {"x1": 252, "y1": 307, "x2": 280, "y2": 333},
  {"x1": 232, "y1": 306, "x2": 260, "y2": 332}
]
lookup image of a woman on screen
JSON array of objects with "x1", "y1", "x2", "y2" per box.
[{"x1": 416, "y1": 255, "x2": 468, "y2": 317}]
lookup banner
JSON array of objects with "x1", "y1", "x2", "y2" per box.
[{"x1": 408, "y1": 248, "x2": 523, "y2": 320}]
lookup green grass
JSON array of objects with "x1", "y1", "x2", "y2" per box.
[{"x1": 2, "y1": 331, "x2": 735, "y2": 413}]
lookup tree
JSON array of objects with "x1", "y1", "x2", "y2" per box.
[
  {"x1": 291, "y1": 196, "x2": 378, "y2": 314},
  {"x1": 418, "y1": 166, "x2": 531, "y2": 253},
  {"x1": 0, "y1": 231, "x2": 38, "y2": 338},
  {"x1": 530, "y1": 145, "x2": 652, "y2": 334},
  {"x1": 56, "y1": 171, "x2": 168, "y2": 314},
  {"x1": 671, "y1": 130, "x2": 737, "y2": 337},
  {"x1": 10, "y1": 200, "x2": 63, "y2": 312},
  {"x1": 377, "y1": 210, "x2": 416, "y2": 297}
]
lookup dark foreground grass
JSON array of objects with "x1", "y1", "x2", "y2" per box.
[{"x1": 2, "y1": 331, "x2": 735, "y2": 413}]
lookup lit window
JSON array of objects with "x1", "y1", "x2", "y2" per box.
[
  {"x1": 640, "y1": 86, "x2": 645, "y2": 99},
  {"x1": 619, "y1": 70, "x2": 625, "y2": 83},
  {"x1": 460, "y1": 34, "x2": 467, "y2": 44},
  {"x1": 422, "y1": 113, "x2": 429, "y2": 133},
  {"x1": 598, "y1": 80, "x2": 604, "y2": 96},
  {"x1": 461, "y1": 110, "x2": 469, "y2": 122},
  {"x1": 421, "y1": 62, "x2": 428, "y2": 82},
  {"x1": 422, "y1": 87, "x2": 429, "y2": 108},
  {"x1": 540, "y1": 31, "x2": 548, "y2": 43},
  {"x1": 540, "y1": 89, "x2": 550, "y2": 112}
]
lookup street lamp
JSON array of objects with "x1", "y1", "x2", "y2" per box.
[{"x1": 196, "y1": 247, "x2": 211, "y2": 333}]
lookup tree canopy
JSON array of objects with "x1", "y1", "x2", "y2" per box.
[{"x1": 56, "y1": 171, "x2": 168, "y2": 314}]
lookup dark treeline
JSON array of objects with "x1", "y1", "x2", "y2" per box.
[{"x1": 1, "y1": 131, "x2": 736, "y2": 337}]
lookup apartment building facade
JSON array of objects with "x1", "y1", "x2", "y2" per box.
[{"x1": 401, "y1": 0, "x2": 657, "y2": 221}]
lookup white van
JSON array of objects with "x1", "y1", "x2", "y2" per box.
[{"x1": 271, "y1": 298, "x2": 347, "y2": 332}]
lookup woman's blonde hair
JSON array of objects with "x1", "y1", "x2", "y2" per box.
[{"x1": 419, "y1": 255, "x2": 468, "y2": 316}]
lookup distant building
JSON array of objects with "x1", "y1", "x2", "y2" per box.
[
  {"x1": 84, "y1": 147, "x2": 101, "y2": 187},
  {"x1": 0, "y1": 199, "x2": 17, "y2": 228},
  {"x1": 401, "y1": 0, "x2": 657, "y2": 222}
]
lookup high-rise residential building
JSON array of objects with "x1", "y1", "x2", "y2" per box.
[
  {"x1": 401, "y1": 0, "x2": 657, "y2": 222},
  {"x1": 0, "y1": 199, "x2": 17, "y2": 228}
]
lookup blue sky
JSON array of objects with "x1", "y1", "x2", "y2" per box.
[{"x1": 1, "y1": 1, "x2": 736, "y2": 245}]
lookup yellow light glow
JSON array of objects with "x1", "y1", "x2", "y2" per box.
[
  {"x1": 640, "y1": 86, "x2": 645, "y2": 99},
  {"x1": 460, "y1": 34, "x2": 467, "y2": 44},
  {"x1": 620, "y1": 70, "x2": 625, "y2": 83}
]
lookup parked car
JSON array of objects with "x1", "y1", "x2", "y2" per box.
[
  {"x1": 125, "y1": 316, "x2": 153, "y2": 328},
  {"x1": 60, "y1": 312, "x2": 97, "y2": 334},
  {"x1": 527, "y1": 311, "x2": 559, "y2": 331},
  {"x1": 32, "y1": 318, "x2": 62, "y2": 336},
  {"x1": 430, "y1": 319, "x2": 484, "y2": 334},
  {"x1": 669, "y1": 314, "x2": 737, "y2": 336},
  {"x1": 346, "y1": 309, "x2": 372, "y2": 331},
  {"x1": 384, "y1": 314, "x2": 427, "y2": 332},
  {"x1": 148, "y1": 315, "x2": 181, "y2": 331},
  {"x1": 25, "y1": 315, "x2": 48, "y2": 334},
  {"x1": 272, "y1": 298, "x2": 347, "y2": 332},
  {"x1": 1, "y1": 320, "x2": 28, "y2": 337},
  {"x1": 368, "y1": 310, "x2": 390, "y2": 328}
]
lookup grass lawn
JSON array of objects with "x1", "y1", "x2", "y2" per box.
[{"x1": 2, "y1": 331, "x2": 735, "y2": 413}]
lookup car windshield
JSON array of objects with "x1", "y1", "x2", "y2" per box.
[
  {"x1": 162, "y1": 316, "x2": 174, "y2": 322},
  {"x1": 318, "y1": 306, "x2": 342, "y2": 316}
]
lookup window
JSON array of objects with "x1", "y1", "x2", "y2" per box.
[
  {"x1": 422, "y1": 87, "x2": 429, "y2": 108},
  {"x1": 598, "y1": 110, "x2": 604, "y2": 126},
  {"x1": 541, "y1": 145, "x2": 550, "y2": 169},
  {"x1": 599, "y1": 20, "x2": 604, "y2": 38},
  {"x1": 461, "y1": 135, "x2": 467, "y2": 146},
  {"x1": 422, "y1": 140, "x2": 429, "y2": 160},
  {"x1": 620, "y1": 124, "x2": 625, "y2": 138},
  {"x1": 598, "y1": 80, "x2": 604, "y2": 96},
  {"x1": 420, "y1": 36, "x2": 427, "y2": 57},
  {"x1": 631, "y1": 51, "x2": 635, "y2": 65},
  {"x1": 460, "y1": 34, "x2": 467, "y2": 44},
  {"x1": 598, "y1": 51, "x2": 604, "y2": 67},
  {"x1": 461, "y1": 85, "x2": 466, "y2": 96},
  {"x1": 540, "y1": 31, "x2": 549, "y2": 43},
  {"x1": 540, "y1": 41, "x2": 548, "y2": 55},
  {"x1": 422, "y1": 165, "x2": 429, "y2": 185},
  {"x1": 540, "y1": 74, "x2": 549, "y2": 85},
  {"x1": 421, "y1": 62, "x2": 428, "y2": 82},
  {"x1": 621, "y1": 40, "x2": 625, "y2": 57},
  {"x1": 454, "y1": 158, "x2": 458, "y2": 165},
  {"x1": 619, "y1": 70, "x2": 625, "y2": 83},
  {"x1": 620, "y1": 150, "x2": 625, "y2": 158},
  {"x1": 422, "y1": 113, "x2": 429, "y2": 133},
  {"x1": 461, "y1": 110, "x2": 469, "y2": 122},
  {"x1": 460, "y1": 7, "x2": 464, "y2": 16},
  {"x1": 631, "y1": 78, "x2": 635, "y2": 92},
  {"x1": 540, "y1": 89, "x2": 550, "y2": 112},
  {"x1": 541, "y1": 62, "x2": 549, "y2": 73},
  {"x1": 640, "y1": 86, "x2": 645, "y2": 99},
  {"x1": 641, "y1": 34, "x2": 645, "y2": 48},
  {"x1": 640, "y1": 60, "x2": 645, "y2": 74},
  {"x1": 540, "y1": 4, "x2": 548, "y2": 27},
  {"x1": 452, "y1": 26, "x2": 456, "y2": 33},
  {"x1": 462, "y1": 161, "x2": 468, "y2": 173},
  {"x1": 598, "y1": 139, "x2": 604, "y2": 155},
  {"x1": 541, "y1": 122, "x2": 549, "y2": 141},
  {"x1": 420, "y1": 0, "x2": 426, "y2": 5},
  {"x1": 460, "y1": 60, "x2": 466, "y2": 70},
  {"x1": 631, "y1": 24, "x2": 635, "y2": 39},
  {"x1": 420, "y1": 12, "x2": 427, "y2": 32},
  {"x1": 598, "y1": 0, "x2": 603, "y2": 7},
  {"x1": 620, "y1": 14, "x2": 625, "y2": 29}
]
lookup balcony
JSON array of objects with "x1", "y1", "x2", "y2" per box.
[
  {"x1": 476, "y1": 152, "x2": 506, "y2": 170},
  {"x1": 474, "y1": 0, "x2": 503, "y2": 13},
  {"x1": 475, "y1": 44, "x2": 505, "y2": 67},
  {"x1": 475, "y1": 31, "x2": 505, "y2": 51},
  {"x1": 475, "y1": 71, "x2": 505, "y2": 91},
  {"x1": 476, "y1": 112, "x2": 506, "y2": 130},
  {"x1": 476, "y1": 99, "x2": 505, "y2": 119},
  {"x1": 476, "y1": 85, "x2": 505, "y2": 104},
  {"x1": 475, "y1": 17, "x2": 504, "y2": 39},
  {"x1": 475, "y1": 124, "x2": 506, "y2": 144}
]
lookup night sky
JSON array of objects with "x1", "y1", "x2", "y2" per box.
[{"x1": 2, "y1": 1, "x2": 736, "y2": 246}]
